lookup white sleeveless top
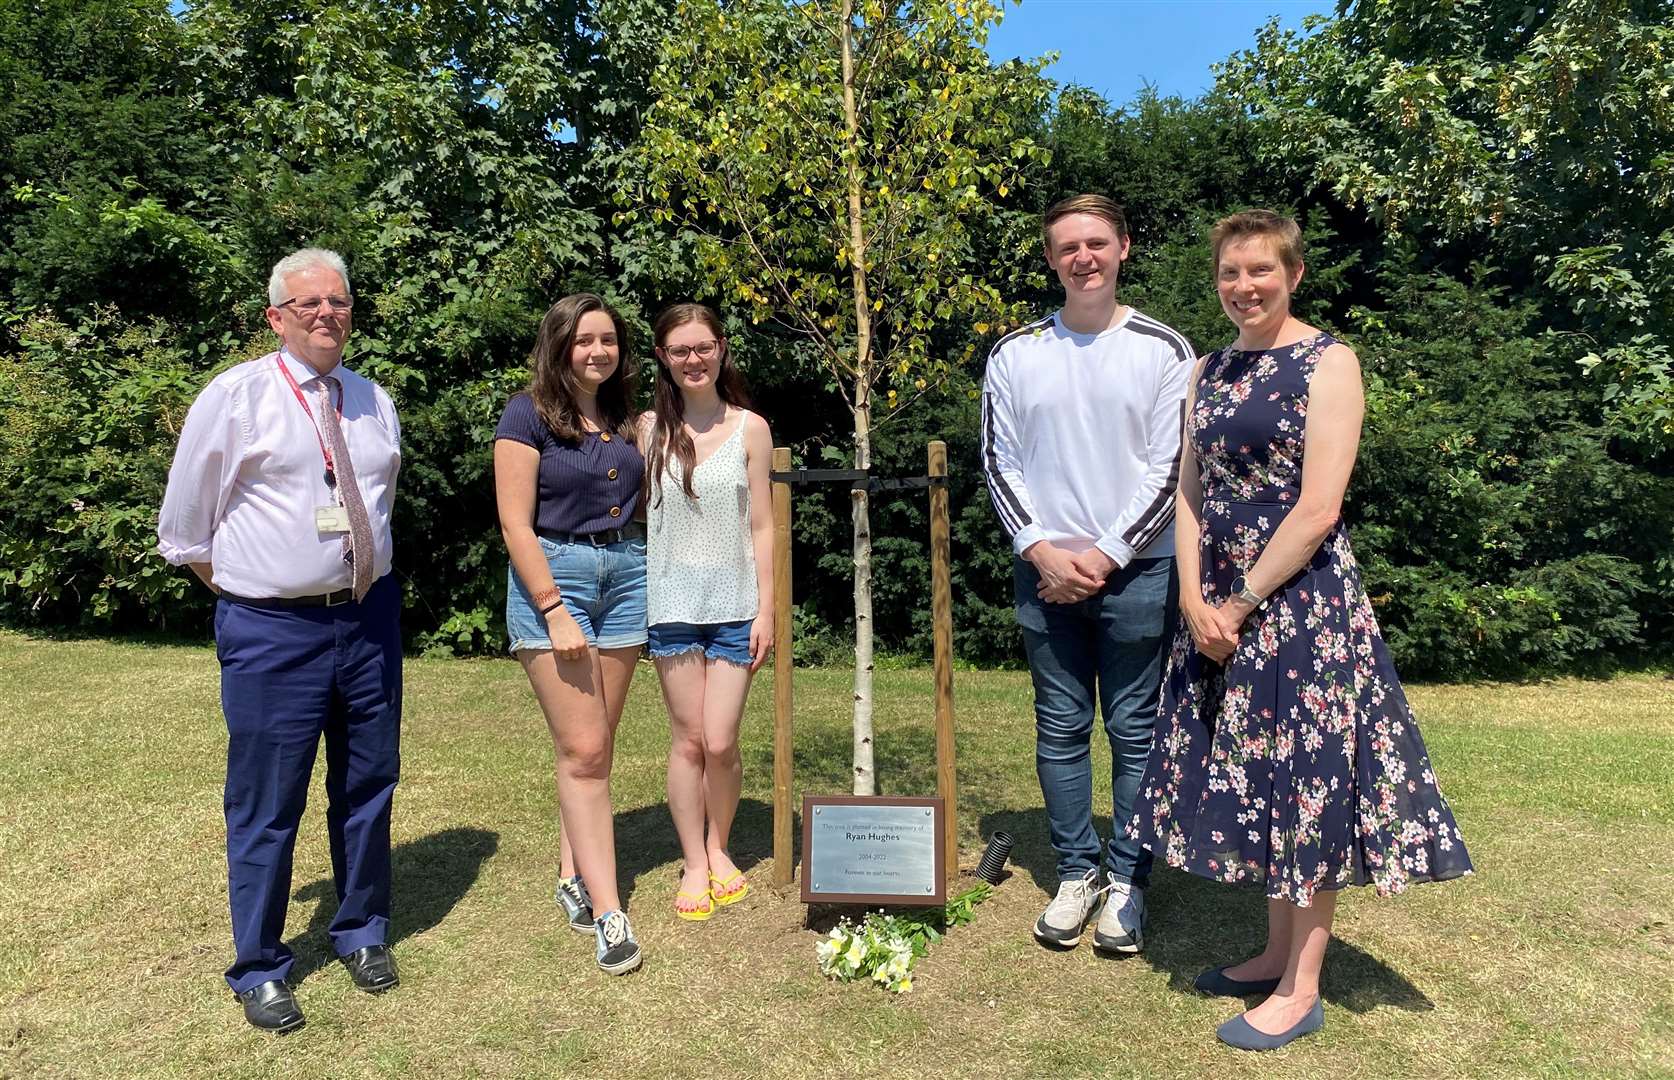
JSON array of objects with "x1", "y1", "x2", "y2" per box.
[{"x1": 646, "y1": 411, "x2": 758, "y2": 626}]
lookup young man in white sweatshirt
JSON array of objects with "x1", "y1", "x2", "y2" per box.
[{"x1": 982, "y1": 195, "x2": 1192, "y2": 953}]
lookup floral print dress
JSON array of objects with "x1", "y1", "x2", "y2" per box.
[{"x1": 1129, "y1": 333, "x2": 1472, "y2": 906}]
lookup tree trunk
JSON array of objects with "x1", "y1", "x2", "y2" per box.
[
  {"x1": 839, "y1": 0, "x2": 875, "y2": 795},
  {"x1": 850, "y1": 399, "x2": 874, "y2": 795}
]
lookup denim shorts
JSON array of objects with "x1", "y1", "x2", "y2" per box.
[
  {"x1": 507, "y1": 535, "x2": 647, "y2": 653},
  {"x1": 647, "y1": 620, "x2": 753, "y2": 666}
]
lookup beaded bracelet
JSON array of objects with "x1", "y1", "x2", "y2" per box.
[{"x1": 531, "y1": 587, "x2": 562, "y2": 615}]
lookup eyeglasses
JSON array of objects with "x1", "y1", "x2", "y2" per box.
[
  {"x1": 279, "y1": 295, "x2": 354, "y2": 315},
  {"x1": 659, "y1": 340, "x2": 720, "y2": 361}
]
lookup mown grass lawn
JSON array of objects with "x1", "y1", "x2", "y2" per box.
[{"x1": 1, "y1": 629, "x2": 1670, "y2": 1079}]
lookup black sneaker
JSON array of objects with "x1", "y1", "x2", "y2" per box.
[
  {"x1": 556, "y1": 873, "x2": 594, "y2": 933},
  {"x1": 593, "y1": 909, "x2": 642, "y2": 975}
]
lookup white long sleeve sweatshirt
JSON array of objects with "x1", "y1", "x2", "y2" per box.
[{"x1": 981, "y1": 307, "x2": 1194, "y2": 568}]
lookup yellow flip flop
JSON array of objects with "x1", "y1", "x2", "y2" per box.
[
  {"x1": 708, "y1": 870, "x2": 749, "y2": 907},
  {"x1": 675, "y1": 888, "x2": 715, "y2": 921}
]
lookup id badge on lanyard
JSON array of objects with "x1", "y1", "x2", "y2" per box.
[
  {"x1": 276, "y1": 355, "x2": 352, "y2": 535},
  {"x1": 314, "y1": 505, "x2": 351, "y2": 534}
]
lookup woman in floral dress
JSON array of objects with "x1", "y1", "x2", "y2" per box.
[{"x1": 1130, "y1": 210, "x2": 1472, "y2": 1051}]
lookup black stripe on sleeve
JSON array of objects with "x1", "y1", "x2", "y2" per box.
[
  {"x1": 981, "y1": 388, "x2": 1028, "y2": 536},
  {"x1": 1120, "y1": 399, "x2": 1185, "y2": 550},
  {"x1": 978, "y1": 316, "x2": 1053, "y2": 537},
  {"x1": 1126, "y1": 312, "x2": 1194, "y2": 366},
  {"x1": 1131, "y1": 499, "x2": 1177, "y2": 553}
]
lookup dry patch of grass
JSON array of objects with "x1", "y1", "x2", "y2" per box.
[{"x1": 1, "y1": 632, "x2": 1671, "y2": 1079}]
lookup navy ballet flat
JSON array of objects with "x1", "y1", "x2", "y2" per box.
[
  {"x1": 1194, "y1": 965, "x2": 1282, "y2": 997},
  {"x1": 1215, "y1": 997, "x2": 1324, "y2": 1051}
]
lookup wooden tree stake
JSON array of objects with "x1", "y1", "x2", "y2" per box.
[
  {"x1": 771, "y1": 446, "x2": 795, "y2": 886},
  {"x1": 929, "y1": 440, "x2": 957, "y2": 880}
]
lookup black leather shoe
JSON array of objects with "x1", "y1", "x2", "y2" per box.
[
  {"x1": 237, "y1": 979, "x2": 305, "y2": 1033},
  {"x1": 341, "y1": 944, "x2": 399, "y2": 993}
]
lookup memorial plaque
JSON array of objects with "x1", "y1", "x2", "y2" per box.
[{"x1": 799, "y1": 795, "x2": 945, "y2": 906}]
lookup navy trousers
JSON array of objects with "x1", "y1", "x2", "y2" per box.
[{"x1": 216, "y1": 573, "x2": 402, "y2": 993}]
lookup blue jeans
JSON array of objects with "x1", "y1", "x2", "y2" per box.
[
  {"x1": 506, "y1": 534, "x2": 648, "y2": 652},
  {"x1": 1014, "y1": 555, "x2": 1177, "y2": 887},
  {"x1": 648, "y1": 620, "x2": 754, "y2": 666}
]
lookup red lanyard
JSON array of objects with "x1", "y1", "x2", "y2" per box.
[{"x1": 275, "y1": 354, "x2": 343, "y2": 487}]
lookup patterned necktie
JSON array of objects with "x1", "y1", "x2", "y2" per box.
[{"x1": 316, "y1": 376, "x2": 376, "y2": 601}]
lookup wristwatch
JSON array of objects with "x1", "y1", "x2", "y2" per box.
[{"x1": 1228, "y1": 575, "x2": 1266, "y2": 609}]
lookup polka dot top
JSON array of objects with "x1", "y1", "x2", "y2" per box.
[{"x1": 646, "y1": 410, "x2": 758, "y2": 626}]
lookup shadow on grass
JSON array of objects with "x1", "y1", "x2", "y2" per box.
[
  {"x1": 288, "y1": 826, "x2": 499, "y2": 985},
  {"x1": 285, "y1": 800, "x2": 780, "y2": 969},
  {"x1": 609, "y1": 797, "x2": 772, "y2": 907},
  {"x1": 979, "y1": 807, "x2": 1432, "y2": 1015},
  {"x1": 541, "y1": 796, "x2": 786, "y2": 908}
]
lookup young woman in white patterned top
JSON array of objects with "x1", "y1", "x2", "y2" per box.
[{"x1": 641, "y1": 303, "x2": 775, "y2": 921}]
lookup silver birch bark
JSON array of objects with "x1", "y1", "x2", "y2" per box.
[{"x1": 839, "y1": 0, "x2": 875, "y2": 795}]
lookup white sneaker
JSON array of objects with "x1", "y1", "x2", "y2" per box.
[
  {"x1": 1092, "y1": 873, "x2": 1145, "y2": 955},
  {"x1": 1032, "y1": 868, "x2": 1106, "y2": 948}
]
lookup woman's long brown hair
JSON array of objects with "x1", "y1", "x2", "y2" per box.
[
  {"x1": 646, "y1": 303, "x2": 752, "y2": 505},
  {"x1": 527, "y1": 293, "x2": 638, "y2": 443}
]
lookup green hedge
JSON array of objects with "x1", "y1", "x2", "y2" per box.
[{"x1": 2, "y1": 0, "x2": 1669, "y2": 678}]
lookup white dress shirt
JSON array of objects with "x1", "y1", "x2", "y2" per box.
[
  {"x1": 157, "y1": 349, "x2": 401, "y2": 598},
  {"x1": 981, "y1": 308, "x2": 1193, "y2": 568}
]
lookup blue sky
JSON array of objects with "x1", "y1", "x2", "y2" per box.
[{"x1": 985, "y1": 0, "x2": 1335, "y2": 105}]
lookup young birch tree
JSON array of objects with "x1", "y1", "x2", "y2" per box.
[{"x1": 622, "y1": 0, "x2": 1049, "y2": 793}]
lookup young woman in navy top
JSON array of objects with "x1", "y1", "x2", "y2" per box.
[{"x1": 494, "y1": 293, "x2": 647, "y2": 975}]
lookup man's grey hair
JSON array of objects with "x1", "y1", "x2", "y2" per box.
[{"x1": 267, "y1": 247, "x2": 353, "y2": 306}]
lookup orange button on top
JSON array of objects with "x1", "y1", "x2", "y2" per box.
[
  {"x1": 607, "y1": 468, "x2": 619, "y2": 480},
  {"x1": 599, "y1": 432, "x2": 612, "y2": 442},
  {"x1": 609, "y1": 506, "x2": 622, "y2": 518}
]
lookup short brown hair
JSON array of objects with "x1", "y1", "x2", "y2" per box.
[
  {"x1": 1042, "y1": 194, "x2": 1128, "y2": 249},
  {"x1": 1210, "y1": 210, "x2": 1304, "y2": 276}
]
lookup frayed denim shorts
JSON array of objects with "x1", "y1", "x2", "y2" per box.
[
  {"x1": 507, "y1": 535, "x2": 647, "y2": 653},
  {"x1": 647, "y1": 619, "x2": 753, "y2": 666}
]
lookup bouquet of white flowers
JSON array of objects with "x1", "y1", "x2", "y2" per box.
[
  {"x1": 815, "y1": 917, "x2": 917, "y2": 993},
  {"x1": 811, "y1": 883, "x2": 993, "y2": 994}
]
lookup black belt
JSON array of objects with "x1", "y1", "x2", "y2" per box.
[
  {"x1": 221, "y1": 587, "x2": 357, "y2": 609},
  {"x1": 537, "y1": 522, "x2": 644, "y2": 547}
]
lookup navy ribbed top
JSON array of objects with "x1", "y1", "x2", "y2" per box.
[{"x1": 493, "y1": 392, "x2": 644, "y2": 534}]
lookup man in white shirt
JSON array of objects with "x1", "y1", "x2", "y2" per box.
[
  {"x1": 158, "y1": 248, "x2": 403, "y2": 1033},
  {"x1": 982, "y1": 196, "x2": 1191, "y2": 955}
]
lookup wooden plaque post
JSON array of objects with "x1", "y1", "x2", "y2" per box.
[
  {"x1": 771, "y1": 446, "x2": 795, "y2": 885},
  {"x1": 928, "y1": 440, "x2": 957, "y2": 881}
]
